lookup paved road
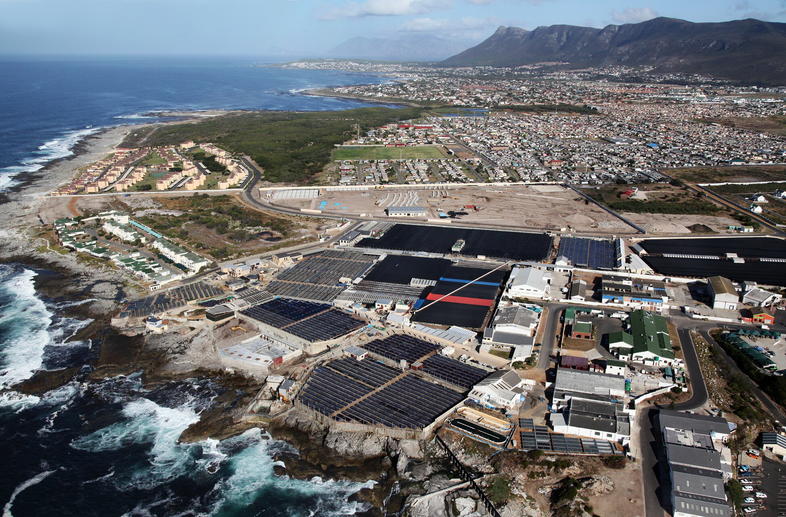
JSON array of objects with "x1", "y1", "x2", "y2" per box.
[
  {"x1": 671, "y1": 328, "x2": 709, "y2": 411},
  {"x1": 537, "y1": 303, "x2": 568, "y2": 370},
  {"x1": 638, "y1": 407, "x2": 668, "y2": 517}
]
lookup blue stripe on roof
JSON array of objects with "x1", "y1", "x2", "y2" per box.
[
  {"x1": 413, "y1": 299, "x2": 426, "y2": 309},
  {"x1": 438, "y1": 277, "x2": 500, "y2": 286}
]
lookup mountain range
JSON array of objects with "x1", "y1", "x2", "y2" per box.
[{"x1": 442, "y1": 17, "x2": 786, "y2": 84}]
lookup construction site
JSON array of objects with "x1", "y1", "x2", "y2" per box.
[{"x1": 264, "y1": 184, "x2": 636, "y2": 233}]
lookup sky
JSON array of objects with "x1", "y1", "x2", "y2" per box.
[{"x1": 1, "y1": 0, "x2": 785, "y2": 56}]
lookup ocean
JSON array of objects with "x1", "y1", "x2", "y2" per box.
[
  {"x1": 0, "y1": 58, "x2": 392, "y2": 516},
  {"x1": 0, "y1": 56, "x2": 390, "y2": 190}
]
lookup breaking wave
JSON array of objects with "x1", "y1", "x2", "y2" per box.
[
  {"x1": 0, "y1": 126, "x2": 101, "y2": 191},
  {"x1": 0, "y1": 265, "x2": 92, "y2": 410}
]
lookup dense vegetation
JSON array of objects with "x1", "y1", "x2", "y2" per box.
[
  {"x1": 668, "y1": 165, "x2": 786, "y2": 184},
  {"x1": 138, "y1": 195, "x2": 297, "y2": 259},
  {"x1": 710, "y1": 182, "x2": 785, "y2": 194},
  {"x1": 607, "y1": 199, "x2": 721, "y2": 215},
  {"x1": 716, "y1": 332, "x2": 786, "y2": 411},
  {"x1": 192, "y1": 151, "x2": 227, "y2": 173},
  {"x1": 122, "y1": 108, "x2": 426, "y2": 183}
]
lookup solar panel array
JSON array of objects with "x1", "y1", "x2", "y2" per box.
[
  {"x1": 124, "y1": 281, "x2": 225, "y2": 317},
  {"x1": 265, "y1": 250, "x2": 377, "y2": 302},
  {"x1": 265, "y1": 280, "x2": 345, "y2": 303},
  {"x1": 299, "y1": 367, "x2": 373, "y2": 415},
  {"x1": 298, "y1": 358, "x2": 466, "y2": 429},
  {"x1": 362, "y1": 334, "x2": 440, "y2": 363},
  {"x1": 235, "y1": 288, "x2": 275, "y2": 306},
  {"x1": 241, "y1": 298, "x2": 330, "y2": 328},
  {"x1": 326, "y1": 358, "x2": 400, "y2": 387},
  {"x1": 339, "y1": 374, "x2": 464, "y2": 429},
  {"x1": 421, "y1": 355, "x2": 489, "y2": 389},
  {"x1": 286, "y1": 310, "x2": 366, "y2": 342},
  {"x1": 558, "y1": 237, "x2": 616, "y2": 270},
  {"x1": 240, "y1": 298, "x2": 365, "y2": 343},
  {"x1": 518, "y1": 419, "x2": 622, "y2": 455}
]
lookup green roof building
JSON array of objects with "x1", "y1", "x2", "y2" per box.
[{"x1": 607, "y1": 310, "x2": 676, "y2": 365}]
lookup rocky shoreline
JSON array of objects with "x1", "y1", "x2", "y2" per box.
[{"x1": 0, "y1": 118, "x2": 424, "y2": 514}]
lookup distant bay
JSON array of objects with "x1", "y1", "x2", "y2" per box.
[{"x1": 0, "y1": 56, "x2": 391, "y2": 191}]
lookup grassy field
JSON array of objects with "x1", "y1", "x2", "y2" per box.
[
  {"x1": 139, "y1": 151, "x2": 166, "y2": 166},
  {"x1": 667, "y1": 165, "x2": 786, "y2": 184},
  {"x1": 333, "y1": 145, "x2": 447, "y2": 161},
  {"x1": 700, "y1": 116, "x2": 786, "y2": 136},
  {"x1": 121, "y1": 107, "x2": 427, "y2": 184}
]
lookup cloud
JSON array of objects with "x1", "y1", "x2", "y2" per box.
[
  {"x1": 611, "y1": 7, "x2": 658, "y2": 24},
  {"x1": 398, "y1": 15, "x2": 500, "y2": 39},
  {"x1": 467, "y1": 0, "x2": 493, "y2": 4},
  {"x1": 322, "y1": 0, "x2": 452, "y2": 19}
]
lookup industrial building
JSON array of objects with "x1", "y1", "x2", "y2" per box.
[
  {"x1": 551, "y1": 367, "x2": 627, "y2": 409},
  {"x1": 482, "y1": 304, "x2": 540, "y2": 359},
  {"x1": 658, "y1": 410, "x2": 734, "y2": 517},
  {"x1": 467, "y1": 369, "x2": 531, "y2": 411},
  {"x1": 707, "y1": 276, "x2": 739, "y2": 310},
  {"x1": 551, "y1": 398, "x2": 631, "y2": 443},
  {"x1": 761, "y1": 431, "x2": 786, "y2": 458},
  {"x1": 385, "y1": 206, "x2": 428, "y2": 217},
  {"x1": 600, "y1": 274, "x2": 668, "y2": 308},
  {"x1": 607, "y1": 310, "x2": 677, "y2": 366},
  {"x1": 219, "y1": 335, "x2": 302, "y2": 375},
  {"x1": 505, "y1": 266, "x2": 551, "y2": 300}
]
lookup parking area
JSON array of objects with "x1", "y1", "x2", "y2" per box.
[
  {"x1": 748, "y1": 336, "x2": 786, "y2": 371},
  {"x1": 758, "y1": 457, "x2": 786, "y2": 517},
  {"x1": 737, "y1": 452, "x2": 782, "y2": 516}
]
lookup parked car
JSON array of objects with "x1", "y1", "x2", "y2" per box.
[
  {"x1": 747, "y1": 449, "x2": 761, "y2": 459},
  {"x1": 743, "y1": 486, "x2": 755, "y2": 492},
  {"x1": 739, "y1": 465, "x2": 751, "y2": 472},
  {"x1": 756, "y1": 492, "x2": 768, "y2": 499},
  {"x1": 741, "y1": 479, "x2": 756, "y2": 485},
  {"x1": 744, "y1": 497, "x2": 756, "y2": 504},
  {"x1": 744, "y1": 508, "x2": 757, "y2": 514}
]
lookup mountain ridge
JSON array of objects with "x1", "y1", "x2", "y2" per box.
[{"x1": 442, "y1": 17, "x2": 786, "y2": 84}]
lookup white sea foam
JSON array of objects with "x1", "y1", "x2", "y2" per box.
[
  {"x1": 114, "y1": 113, "x2": 156, "y2": 120},
  {"x1": 71, "y1": 397, "x2": 203, "y2": 490},
  {"x1": 208, "y1": 428, "x2": 375, "y2": 516},
  {"x1": 2, "y1": 469, "x2": 57, "y2": 517},
  {"x1": 38, "y1": 381, "x2": 85, "y2": 434},
  {"x1": 0, "y1": 126, "x2": 102, "y2": 192},
  {"x1": 0, "y1": 265, "x2": 94, "y2": 411},
  {"x1": 0, "y1": 268, "x2": 53, "y2": 391}
]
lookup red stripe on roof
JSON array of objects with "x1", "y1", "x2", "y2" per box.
[{"x1": 424, "y1": 293, "x2": 493, "y2": 306}]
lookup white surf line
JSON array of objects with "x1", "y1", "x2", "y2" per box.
[{"x1": 3, "y1": 470, "x2": 57, "y2": 517}]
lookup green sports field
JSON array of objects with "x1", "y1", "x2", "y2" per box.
[{"x1": 333, "y1": 145, "x2": 447, "y2": 161}]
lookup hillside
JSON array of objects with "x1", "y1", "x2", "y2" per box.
[{"x1": 442, "y1": 17, "x2": 786, "y2": 84}]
